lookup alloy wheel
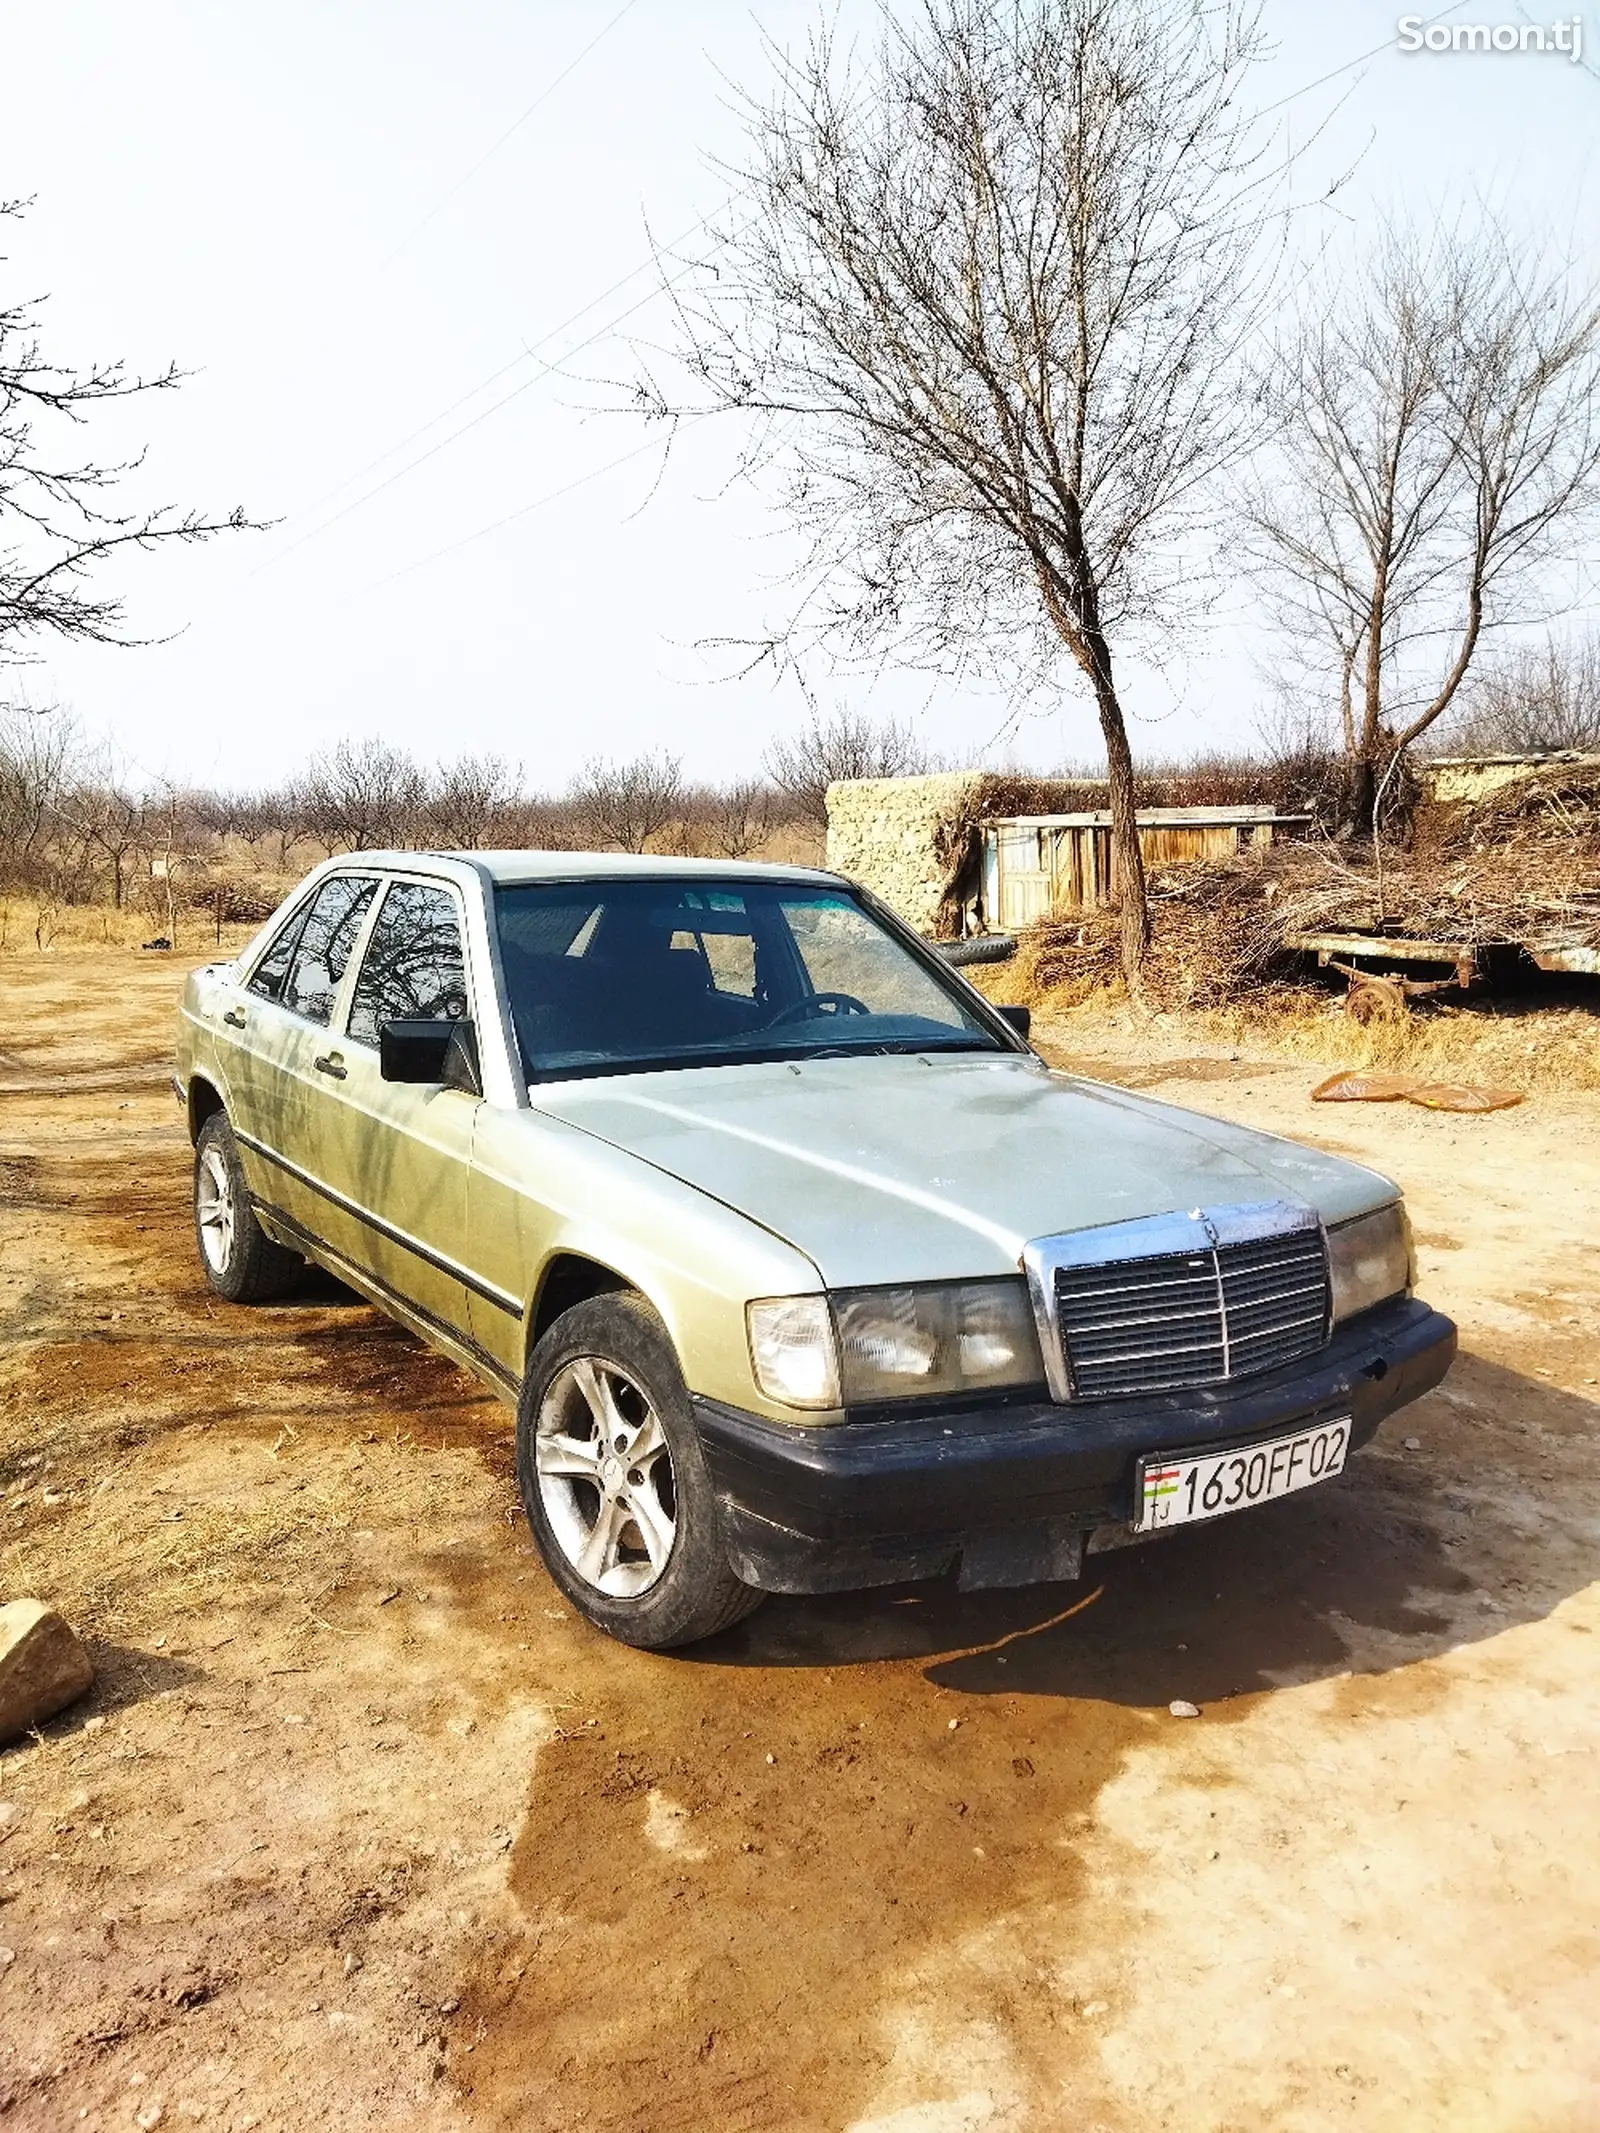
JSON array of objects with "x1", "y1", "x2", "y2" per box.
[
  {"x1": 196, "y1": 1144, "x2": 235, "y2": 1273},
  {"x1": 535, "y1": 1356, "x2": 677, "y2": 1597}
]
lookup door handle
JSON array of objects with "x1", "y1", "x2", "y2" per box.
[
  {"x1": 313, "y1": 1053, "x2": 347, "y2": 1081},
  {"x1": 223, "y1": 1006, "x2": 246, "y2": 1028}
]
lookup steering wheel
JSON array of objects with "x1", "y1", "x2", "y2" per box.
[{"x1": 766, "y1": 991, "x2": 872, "y2": 1027}]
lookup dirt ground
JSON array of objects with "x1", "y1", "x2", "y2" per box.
[{"x1": 1, "y1": 949, "x2": 1596, "y2": 2133}]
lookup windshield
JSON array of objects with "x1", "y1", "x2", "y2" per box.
[{"x1": 494, "y1": 878, "x2": 1009, "y2": 1081}]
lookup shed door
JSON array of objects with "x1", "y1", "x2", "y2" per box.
[{"x1": 997, "y1": 828, "x2": 1050, "y2": 929}]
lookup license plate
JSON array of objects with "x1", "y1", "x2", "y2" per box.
[{"x1": 1135, "y1": 1418, "x2": 1350, "y2": 1534}]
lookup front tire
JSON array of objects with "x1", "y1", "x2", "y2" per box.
[
  {"x1": 516, "y1": 1294, "x2": 763, "y2": 1650},
  {"x1": 193, "y1": 1110, "x2": 302, "y2": 1303}
]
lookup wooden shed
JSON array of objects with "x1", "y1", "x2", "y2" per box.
[{"x1": 979, "y1": 806, "x2": 1307, "y2": 932}]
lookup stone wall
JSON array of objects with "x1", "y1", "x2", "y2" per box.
[
  {"x1": 825, "y1": 767, "x2": 1310, "y2": 936},
  {"x1": 1420, "y1": 752, "x2": 1600, "y2": 806},
  {"x1": 824, "y1": 773, "x2": 985, "y2": 937},
  {"x1": 825, "y1": 770, "x2": 1122, "y2": 935}
]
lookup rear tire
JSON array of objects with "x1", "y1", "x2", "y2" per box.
[
  {"x1": 516, "y1": 1293, "x2": 763, "y2": 1650},
  {"x1": 193, "y1": 1110, "x2": 302, "y2": 1303}
]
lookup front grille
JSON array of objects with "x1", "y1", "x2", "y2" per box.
[{"x1": 1054, "y1": 1225, "x2": 1329, "y2": 1399}]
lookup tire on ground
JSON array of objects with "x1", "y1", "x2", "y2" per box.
[
  {"x1": 516, "y1": 1292, "x2": 763, "y2": 1650},
  {"x1": 938, "y1": 935, "x2": 1017, "y2": 967}
]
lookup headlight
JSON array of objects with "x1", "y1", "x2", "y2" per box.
[
  {"x1": 747, "y1": 1296, "x2": 840, "y2": 1409},
  {"x1": 749, "y1": 1279, "x2": 1044, "y2": 1411},
  {"x1": 1327, "y1": 1203, "x2": 1412, "y2": 1324}
]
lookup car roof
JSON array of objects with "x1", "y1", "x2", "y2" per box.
[{"x1": 343, "y1": 849, "x2": 846, "y2": 889}]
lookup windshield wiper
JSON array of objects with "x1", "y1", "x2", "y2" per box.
[{"x1": 523, "y1": 1035, "x2": 1003, "y2": 1085}]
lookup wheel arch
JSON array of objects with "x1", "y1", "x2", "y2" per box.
[
  {"x1": 187, "y1": 1075, "x2": 227, "y2": 1146},
  {"x1": 526, "y1": 1252, "x2": 639, "y2": 1361}
]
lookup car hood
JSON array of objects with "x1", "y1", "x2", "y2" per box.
[{"x1": 529, "y1": 1053, "x2": 1396, "y2": 1287}]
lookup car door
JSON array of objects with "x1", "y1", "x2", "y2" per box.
[
  {"x1": 304, "y1": 876, "x2": 480, "y2": 1345},
  {"x1": 217, "y1": 873, "x2": 380, "y2": 1236}
]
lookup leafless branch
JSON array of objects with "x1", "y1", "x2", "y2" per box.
[
  {"x1": 1244, "y1": 213, "x2": 1600, "y2": 819},
  {"x1": 644, "y1": 0, "x2": 1292, "y2": 975},
  {"x1": 1, "y1": 199, "x2": 267, "y2": 663}
]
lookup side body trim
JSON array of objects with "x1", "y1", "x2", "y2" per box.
[{"x1": 233, "y1": 1128, "x2": 522, "y2": 1318}]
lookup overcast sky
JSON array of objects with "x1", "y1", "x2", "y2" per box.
[{"x1": 4, "y1": 0, "x2": 1599, "y2": 792}]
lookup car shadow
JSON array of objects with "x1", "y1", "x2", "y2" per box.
[
  {"x1": 279, "y1": 1264, "x2": 368, "y2": 1308},
  {"x1": 698, "y1": 1350, "x2": 1598, "y2": 1706}
]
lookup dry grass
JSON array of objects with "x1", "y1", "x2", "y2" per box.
[
  {"x1": 6, "y1": 1472, "x2": 345, "y2": 1643},
  {"x1": 973, "y1": 959, "x2": 1600, "y2": 1095},
  {"x1": 1201, "y1": 993, "x2": 1600, "y2": 1093},
  {"x1": 0, "y1": 900, "x2": 260, "y2": 957}
]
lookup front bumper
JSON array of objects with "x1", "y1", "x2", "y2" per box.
[{"x1": 692, "y1": 1295, "x2": 1456, "y2": 1594}]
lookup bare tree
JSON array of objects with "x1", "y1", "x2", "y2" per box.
[
  {"x1": 1435, "y1": 629, "x2": 1600, "y2": 757},
  {"x1": 568, "y1": 751, "x2": 684, "y2": 852},
  {"x1": 500, "y1": 792, "x2": 584, "y2": 851},
  {"x1": 1, "y1": 199, "x2": 261, "y2": 667},
  {"x1": 302, "y1": 738, "x2": 425, "y2": 853},
  {"x1": 424, "y1": 751, "x2": 522, "y2": 848},
  {"x1": 1246, "y1": 218, "x2": 1600, "y2": 825},
  {"x1": 71, "y1": 779, "x2": 146, "y2": 907},
  {"x1": 679, "y1": 774, "x2": 782, "y2": 857},
  {"x1": 763, "y1": 707, "x2": 930, "y2": 829},
  {"x1": 263, "y1": 783, "x2": 312, "y2": 872},
  {"x1": 140, "y1": 781, "x2": 216, "y2": 947},
  {"x1": 223, "y1": 788, "x2": 281, "y2": 866},
  {"x1": 0, "y1": 701, "x2": 82, "y2": 886},
  {"x1": 649, "y1": 0, "x2": 1283, "y2": 979}
]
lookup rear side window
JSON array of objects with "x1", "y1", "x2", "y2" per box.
[
  {"x1": 246, "y1": 902, "x2": 311, "y2": 1004},
  {"x1": 278, "y1": 876, "x2": 379, "y2": 1026},
  {"x1": 346, "y1": 882, "x2": 469, "y2": 1046}
]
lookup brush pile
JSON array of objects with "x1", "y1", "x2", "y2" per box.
[
  {"x1": 1012, "y1": 761, "x2": 1600, "y2": 1012},
  {"x1": 1012, "y1": 846, "x2": 1334, "y2": 1012},
  {"x1": 1420, "y1": 758, "x2": 1600, "y2": 856},
  {"x1": 926, "y1": 756, "x2": 1355, "y2": 934}
]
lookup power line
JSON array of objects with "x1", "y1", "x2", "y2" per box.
[
  {"x1": 1258, "y1": 0, "x2": 1473, "y2": 115},
  {"x1": 298, "y1": 348, "x2": 531, "y2": 518},
  {"x1": 380, "y1": 0, "x2": 645, "y2": 268},
  {"x1": 255, "y1": 245, "x2": 711, "y2": 574},
  {"x1": 374, "y1": 434, "x2": 670, "y2": 587},
  {"x1": 274, "y1": 196, "x2": 733, "y2": 545},
  {"x1": 1512, "y1": 0, "x2": 1600, "y2": 81},
  {"x1": 273, "y1": 9, "x2": 1471, "y2": 583}
]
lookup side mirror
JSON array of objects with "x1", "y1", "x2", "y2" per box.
[
  {"x1": 379, "y1": 1017, "x2": 482, "y2": 1095},
  {"x1": 995, "y1": 1004, "x2": 1031, "y2": 1040}
]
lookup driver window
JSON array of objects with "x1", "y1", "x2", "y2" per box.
[{"x1": 346, "y1": 882, "x2": 469, "y2": 1046}]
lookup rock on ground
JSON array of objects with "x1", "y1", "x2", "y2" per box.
[{"x1": 0, "y1": 1599, "x2": 95, "y2": 1742}]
